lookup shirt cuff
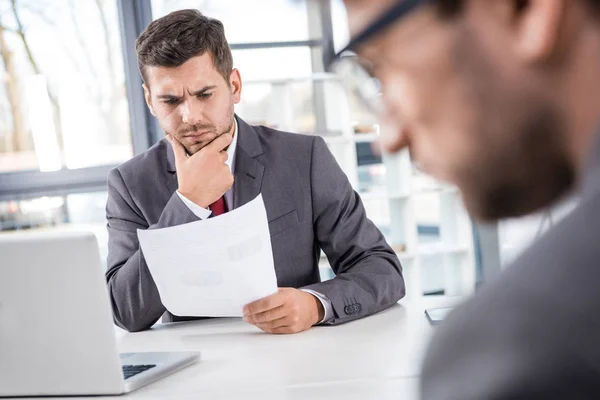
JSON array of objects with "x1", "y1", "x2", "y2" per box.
[
  {"x1": 300, "y1": 289, "x2": 334, "y2": 324},
  {"x1": 176, "y1": 191, "x2": 212, "y2": 219}
]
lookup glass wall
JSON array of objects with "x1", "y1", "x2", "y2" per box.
[{"x1": 0, "y1": 0, "x2": 132, "y2": 173}]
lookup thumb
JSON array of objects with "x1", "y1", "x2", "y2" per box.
[{"x1": 166, "y1": 134, "x2": 187, "y2": 167}]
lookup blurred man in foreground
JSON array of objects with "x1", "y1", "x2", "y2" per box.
[{"x1": 332, "y1": 0, "x2": 600, "y2": 398}]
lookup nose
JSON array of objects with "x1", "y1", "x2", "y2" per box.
[
  {"x1": 181, "y1": 99, "x2": 202, "y2": 126},
  {"x1": 376, "y1": 113, "x2": 409, "y2": 154}
]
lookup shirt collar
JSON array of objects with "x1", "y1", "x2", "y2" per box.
[{"x1": 225, "y1": 118, "x2": 238, "y2": 174}]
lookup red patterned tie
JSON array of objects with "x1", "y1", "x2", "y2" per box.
[{"x1": 209, "y1": 196, "x2": 228, "y2": 216}]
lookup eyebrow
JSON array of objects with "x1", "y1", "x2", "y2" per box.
[
  {"x1": 157, "y1": 85, "x2": 217, "y2": 100},
  {"x1": 189, "y1": 86, "x2": 216, "y2": 96}
]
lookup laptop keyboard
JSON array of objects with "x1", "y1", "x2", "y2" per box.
[{"x1": 122, "y1": 364, "x2": 156, "y2": 380}]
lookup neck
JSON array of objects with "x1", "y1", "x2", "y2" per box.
[
  {"x1": 224, "y1": 117, "x2": 236, "y2": 152},
  {"x1": 229, "y1": 117, "x2": 236, "y2": 138}
]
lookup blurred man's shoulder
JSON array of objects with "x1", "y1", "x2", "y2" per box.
[
  {"x1": 471, "y1": 190, "x2": 600, "y2": 322},
  {"x1": 422, "y1": 193, "x2": 600, "y2": 398}
]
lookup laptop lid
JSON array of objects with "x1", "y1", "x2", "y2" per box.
[{"x1": 0, "y1": 231, "x2": 126, "y2": 396}]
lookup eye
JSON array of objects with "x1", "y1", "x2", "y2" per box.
[
  {"x1": 198, "y1": 92, "x2": 213, "y2": 99},
  {"x1": 163, "y1": 98, "x2": 180, "y2": 105}
]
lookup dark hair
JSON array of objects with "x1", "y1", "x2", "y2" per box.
[
  {"x1": 136, "y1": 9, "x2": 233, "y2": 85},
  {"x1": 435, "y1": 0, "x2": 464, "y2": 17},
  {"x1": 436, "y1": 0, "x2": 600, "y2": 18}
]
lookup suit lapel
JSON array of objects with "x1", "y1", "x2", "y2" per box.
[
  {"x1": 233, "y1": 116, "x2": 265, "y2": 209},
  {"x1": 166, "y1": 171, "x2": 179, "y2": 197},
  {"x1": 233, "y1": 147, "x2": 264, "y2": 209},
  {"x1": 164, "y1": 138, "x2": 179, "y2": 195}
]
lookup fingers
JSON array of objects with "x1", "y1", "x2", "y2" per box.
[
  {"x1": 255, "y1": 317, "x2": 289, "y2": 331},
  {"x1": 166, "y1": 134, "x2": 187, "y2": 167},
  {"x1": 257, "y1": 323, "x2": 302, "y2": 335},
  {"x1": 243, "y1": 292, "x2": 285, "y2": 316},
  {"x1": 204, "y1": 132, "x2": 233, "y2": 153},
  {"x1": 244, "y1": 305, "x2": 287, "y2": 324},
  {"x1": 270, "y1": 326, "x2": 299, "y2": 334},
  {"x1": 219, "y1": 151, "x2": 229, "y2": 164}
]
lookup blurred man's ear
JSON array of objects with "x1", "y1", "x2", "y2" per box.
[
  {"x1": 142, "y1": 83, "x2": 156, "y2": 117},
  {"x1": 230, "y1": 68, "x2": 242, "y2": 105},
  {"x1": 513, "y1": 0, "x2": 566, "y2": 62}
]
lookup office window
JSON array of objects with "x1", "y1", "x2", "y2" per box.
[
  {"x1": 0, "y1": 191, "x2": 109, "y2": 263},
  {"x1": 330, "y1": 0, "x2": 350, "y2": 53},
  {"x1": 151, "y1": 0, "x2": 310, "y2": 44},
  {"x1": 0, "y1": 0, "x2": 132, "y2": 173},
  {"x1": 233, "y1": 47, "x2": 313, "y2": 82}
]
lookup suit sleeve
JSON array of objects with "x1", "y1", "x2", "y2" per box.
[
  {"x1": 420, "y1": 289, "x2": 600, "y2": 400},
  {"x1": 105, "y1": 168, "x2": 200, "y2": 332},
  {"x1": 301, "y1": 136, "x2": 405, "y2": 324}
]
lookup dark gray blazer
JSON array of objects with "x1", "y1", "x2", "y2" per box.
[
  {"x1": 105, "y1": 116, "x2": 405, "y2": 332},
  {"x1": 421, "y1": 135, "x2": 600, "y2": 399}
]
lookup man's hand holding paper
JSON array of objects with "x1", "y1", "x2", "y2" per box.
[{"x1": 137, "y1": 194, "x2": 278, "y2": 317}]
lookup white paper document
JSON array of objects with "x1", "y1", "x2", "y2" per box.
[{"x1": 137, "y1": 194, "x2": 278, "y2": 317}]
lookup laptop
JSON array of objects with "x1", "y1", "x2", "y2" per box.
[{"x1": 0, "y1": 231, "x2": 200, "y2": 397}]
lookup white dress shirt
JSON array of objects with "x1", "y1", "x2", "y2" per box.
[{"x1": 175, "y1": 120, "x2": 334, "y2": 324}]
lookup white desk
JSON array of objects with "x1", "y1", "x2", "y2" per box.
[{"x1": 70, "y1": 297, "x2": 460, "y2": 399}]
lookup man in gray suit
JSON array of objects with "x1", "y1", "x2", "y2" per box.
[
  {"x1": 333, "y1": 0, "x2": 600, "y2": 398},
  {"x1": 105, "y1": 9, "x2": 404, "y2": 334}
]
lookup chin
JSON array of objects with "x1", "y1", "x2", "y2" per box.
[
  {"x1": 187, "y1": 140, "x2": 209, "y2": 153},
  {"x1": 463, "y1": 178, "x2": 573, "y2": 222}
]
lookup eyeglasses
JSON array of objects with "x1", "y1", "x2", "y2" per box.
[{"x1": 325, "y1": 0, "x2": 428, "y2": 115}]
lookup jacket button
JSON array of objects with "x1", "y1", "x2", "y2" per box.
[{"x1": 344, "y1": 303, "x2": 362, "y2": 316}]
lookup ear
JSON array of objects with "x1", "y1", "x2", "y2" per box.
[
  {"x1": 230, "y1": 68, "x2": 242, "y2": 104},
  {"x1": 513, "y1": 0, "x2": 567, "y2": 62},
  {"x1": 143, "y1": 83, "x2": 156, "y2": 117}
]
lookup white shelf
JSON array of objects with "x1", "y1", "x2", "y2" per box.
[
  {"x1": 322, "y1": 136, "x2": 350, "y2": 145},
  {"x1": 388, "y1": 192, "x2": 411, "y2": 200},
  {"x1": 358, "y1": 191, "x2": 386, "y2": 200},
  {"x1": 417, "y1": 244, "x2": 470, "y2": 256},
  {"x1": 354, "y1": 133, "x2": 378, "y2": 143},
  {"x1": 396, "y1": 251, "x2": 415, "y2": 261},
  {"x1": 414, "y1": 186, "x2": 459, "y2": 196},
  {"x1": 243, "y1": 72, "x2": 343, "y2": 86},
  {"x1": 321, "y1": 133, "x2": 379, "y2": 145},
  {"x1": 359, "y1": 190, "x2": 410, "y2": 201}
]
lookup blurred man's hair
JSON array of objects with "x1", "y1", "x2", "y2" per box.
[
  {"x1": 437, "y1": 0, "x2": 600, "y2": 18},
  {"x1": 136, "y1": 9, "x2": 233, "y2": 86}
]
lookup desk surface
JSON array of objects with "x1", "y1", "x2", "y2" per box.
[{"x1": 62, "y1": 297, "x2": 460, "y2": 399}]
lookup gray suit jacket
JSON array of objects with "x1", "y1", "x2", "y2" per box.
[
  {"x1": 105, "y1": 116, "x2": 405, "y2": 332},
  {"x1": 421, "y1": 134, "x2": 600, "y2": 399}
]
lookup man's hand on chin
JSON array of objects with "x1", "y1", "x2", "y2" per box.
[{"x1": 243, "y1": 288, "x2": 325, "y2": 334}]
